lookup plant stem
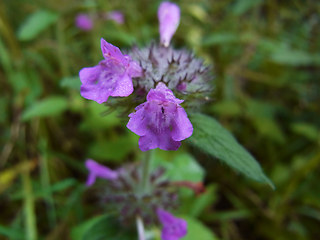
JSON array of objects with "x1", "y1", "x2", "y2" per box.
[
  {"x1": 136, "y1": 216, "x2": 146, "y2": 240},
  {"x1": 39, "y1": 139, "x2": 56, "y2": 228},
  {"x1": 56, "y1": 19, "x2": 69, "y2": 77},
  {"x1": 22, "y1": 166, "x2": 37, "y2": 240},
  {"x1": 140, "y1": 150, "x2": 153, "y2": 194}
]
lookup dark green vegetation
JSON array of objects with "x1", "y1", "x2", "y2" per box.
[{"x1": 0, "y1": 0, "x2": 319, "y2": 239}]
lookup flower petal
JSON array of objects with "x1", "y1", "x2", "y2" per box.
[
  {"x1": 85, "y1": 159, "x2": 118, "y2": 186},
  {"x1": 158, "y1": 134, "x2": 181, "y2": 151},
  {"x1": 111, "y1": 74, "x2": 134, "y2": 97},
  {"x1": 80, "y1": 83, "x2": 110, "y2": 104},
  {"x1": 171, "y1": 107, "x2": 193, "y2": 141},
  {"x1": 75, "y1": 14, "x2": 93, "y2": 31},
  {"x1": 138, "y1": 134, "x2": 158, "y2": 151},
  {"x1": 101, "y1": 38, "x2": 126, "y2": 62},
  {"x1": 157, "y1": 208, "x2": 176, "y2": 225},
  {"x1": 80, "y1": 59, "x2": 132, "y2": 104},
  {"x1": 157, "y1": 208, "x2": 187, "y2": 240},
  {"x1": 127, "y1": 82, "x2": 192, "y2": 151},
  {"x1": 79, "y1": 65, "x2": 101, "y2": 85},
  {"x1": 137, "y1": 128, "x2": 181, "y2": 151},
  {"x1": 147, "y1": 83, "x2": 183, "y2": 104},
  {"x1": 80, "y1": 65, "x2": 112, "y2": 104},
  {"x1": 127, "y1": 105, "x2": 149, "y2": 136},
  {"x1": 127, "y1": 59, "x2": 143, "y2": 78},
  {"x1": 105, "y1": 11, "x2": 124, "y2": 24},
  {"x1": 158, "y1": 1, "x2": 180, "y2": 47}
]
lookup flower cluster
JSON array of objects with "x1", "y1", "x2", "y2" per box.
[
  {"x1": 79, "y1": 1, "x2": 213, "y2": 151},
  {"x1": 80, "y1": 39, "x2": 142, "y2": 104},
  {"x1": 85, "y1": 159, "x2": 187, "y2": 240},
  {"x1": 80, "y1": 2, "x2": 213, "y2": 240}
]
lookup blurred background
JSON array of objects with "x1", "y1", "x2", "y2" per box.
[{"x1": 0, "y1": 0, "x2": 320, "y2": 239}]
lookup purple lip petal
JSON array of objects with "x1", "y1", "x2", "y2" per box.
[
  {"x1": 157, "y1": 208, "x2": 187, "y2": 240},
  {"x1": 127, "y1": 83, "x2": 193, "y2": 151},
  {"x1": 85, "y1": 159, "x2": 118, "y2": 186},
  {"x1": 110, "y1": 74, "x2": 133, "y2": 97}
]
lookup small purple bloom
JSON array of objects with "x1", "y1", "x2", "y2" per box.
[
  {"x1": 127, "y1": 82, "x2": 193, "y2": 151},
  {"x1": 158, "y1": 1, "x2": 180, "y2": 47},
  {"x1": 105, "y1": 11, "x2": 125, "y2": 24},
  {"x1": 79, "y1": 39, "x2": 142, "y2": 104},
  {"x1": 157, "y1": 208, "x2": 187, "y2": 240},
  {"x1": 75, "y1": 14, "x2": 93, "y2": 31},
  {"x1": 85, "y1": 159, "x2": 118, "y2": 186}
]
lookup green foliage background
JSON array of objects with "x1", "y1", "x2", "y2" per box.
[{"x1": 0, "y1": 0, "x2": 319, "y2": 239}]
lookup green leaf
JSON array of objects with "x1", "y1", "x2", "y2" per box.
[
  {"x1": 168, "y1": 153, "x2": 204, "y2": 182},
  {"x1": 17, "y1": 10, "x2": 58, "y2": 41},
  {"x1": 21, "y1": 96, "x2": 68, "y2": 121},
  {"x1": 182, "y1": 216, "x2": 218, "y2": 240},
  {"x1": 0, "y1": 225, "x2": 24, "y2": 239},
  {"x1": 202, "y1": 33, "x2": 237, "y2": 46},
  {"x1": 0, "y1": 38, "x2": 12, "y2": 73},
  {"x1": 152, "y1": 151, "x2": 205, "y2": 182},
  {"x1": 88, "y1": 133, "x2": 138, "y2": 162},
  {"x1": 180, "y1": 184, "x2": 217, "y2": 218},
  {"x1": 71, "y1": 214, "x2": 133, "y2": 240},
  {"x1": 245, "y1": 99, "x2": 278, "y2": 119},
  {"x1": 188, "y1": 113, "x2": 274, "y2": 188},
  {"x1": 298, "y1": 206, "x2": 320, "y2": 221},
  {"x1": 105, "y1": 29, "x2": 136, "y2": 45},
  {"x1": 211, "y1": 100, "x2": 242, "y2": 117},
  {"x1": 60, "y1": 76, "x2": 81, "y2": 90},
  {"x1": 244, "y1": 99, "x2": 285, "y2": 143},
  {"x1": 24, "y1": 70, "x2": 43, "y2": 106},
  {"x1": 186, "y1": 4, "x2": 208, "y2": 22},
  {"x1": 290, "y1": 122, "x2": 319, "y2": 141},
  {"x1": 8, "y1": 72, "x2": 29, "y2": 94},
  {"x1": 251, "y1": 118, "x2": 286, "y2": 144},
  {"x1": 208, "y1": 210, "x2": 251, "y2": 221},
  {"x1": 0, "y1": 97, "x2": 8, "y2": 124},
  {"x1": 80, "y1": 102, "x2": 121, "y2": 131},
  {"x1": 271, "y1": 49, "x2": 316, "y2": 66},
  {"x1": 11, "y1": 178, "x2": 77, "y2": 200},
  {"x1": 231, "y1": 0, "x2": 263, "y2": 15}
]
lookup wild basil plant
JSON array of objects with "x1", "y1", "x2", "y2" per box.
[{"x1": 79, "y1": 2, "x2": 272, "y2": 239}]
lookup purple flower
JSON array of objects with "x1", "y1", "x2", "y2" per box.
[
  {"x1": 157, "y1": 208, "x2": 187, "y2": 240},
  {"x1": 158, "y1": 1, "x2": 180, "y2": 47},
  {"x1": 75, "y1": 14, "x2": 93, "y2": 31},
  {"x1": 79, "y1": 39, "x2": 142, "y2": 104},
  {"x1": 105, "y1": 11, "x2": 125, "y2": 24},
  {"x1": 127, "y1": 82, "x2": 193, "y2": 151},
  {"x1": 85, "y1": 159, "x2": 118, "y2": 186}
]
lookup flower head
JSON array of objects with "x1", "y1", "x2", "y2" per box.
[
  {"x1": 157, "y1": 208, "x2": 187, "y2": 240},
  {"x1": 105, "y1": 11, "x2": 125, "y2": 24},
  {"x1": 127, "y1": 82, "x2": 193, "y2": 151},
  {"x1": 85, "y1": 159, "x2": 118, "y2": 186},
  {"x1": 158, "y1": 2, "x2": 180, "y2": 47},
  {"x1": 75, "y1": 14, "x2": 93, "y2": 31},
  {"x1": 85, "y1": 161, "x2": 179, "y2": 226},
  {"x1": 129, "y1": 44, "x2": 211, "y2": 95},
  {"x1": 79, "y1": 39, "x2": 142, "y2": 104}
]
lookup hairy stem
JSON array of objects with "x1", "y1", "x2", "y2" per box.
[
  {"x1": 136, "y1": 216, "x2": 146, "y2": 240},
  {"x1": 140, "y1": 150, "x2": 153, "y2": 194}
]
